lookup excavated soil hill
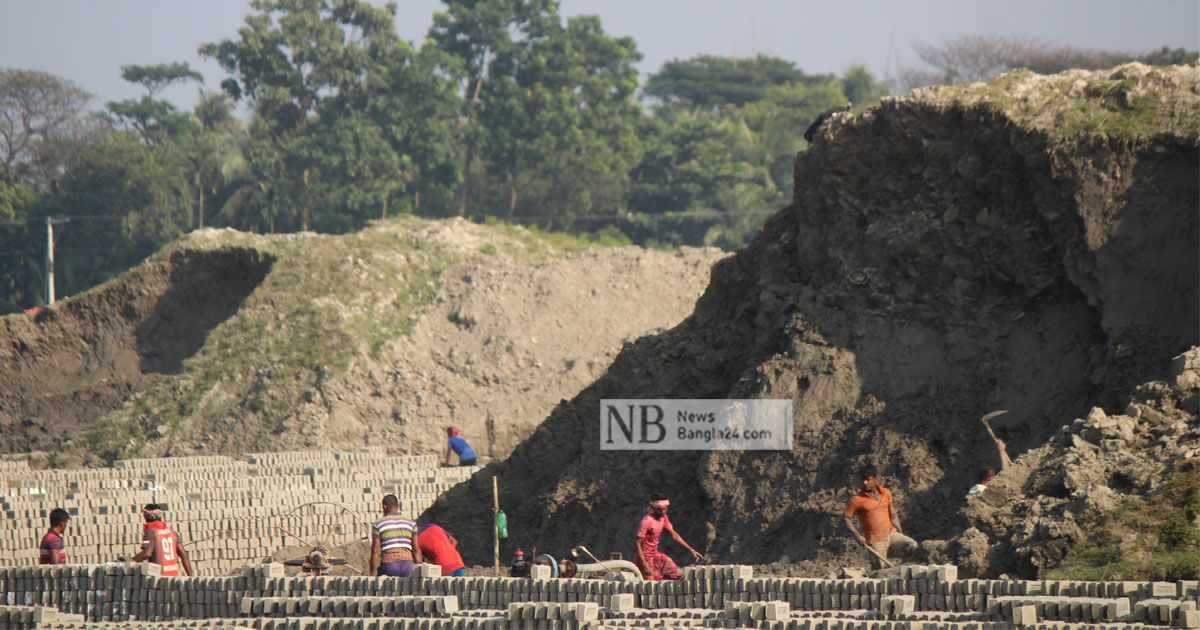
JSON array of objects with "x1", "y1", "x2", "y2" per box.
[
  {"x1": 423, "y1": 64, "x2": 1199, "y2": 578},
  {"x1": 0, "y1": 248, "x2": 272, "y2": 453},
  {"x1": 0, "y1": 218, "x2": 722, "y2": 464}
]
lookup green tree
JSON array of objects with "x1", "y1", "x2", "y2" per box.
[
  {"x1": 474, "y1": 13, "x2": 642, "y2": 225},
  {"x1": 429, "y1": 0, "x2": 559, "y2": 216},
  {"x1": 841, "y1": 64, "x2": 886, "y2": 107},
  {"x1": 627, "y1": 113, "x2": 740, "y2": 214},
  {"x1": 0, "y1": 181, "x2": 44, "y2": 311},
  {"x1": 305, "y1": 111, "x2": 406, "y2": 231},
  {"x1": 730, "y1": 79, "x2": 848, "y2": 198},
  {"x1": 107, "y1": 63, "x2": 203, "y2": 142},
  {"x1": 0, "y1": 69, "x2": 102, "y2": 190},
  {"x1": 48, "y1": 133, "x2": 192, "y2": 297},
  {"x1": 178, "y1": 94, "x2": 248, "y2": 230},
  {"x1": 643, "y1": 54, "x2": 828, "y2": 113},
  {"x1": 367, "y1": 44, "x2": 462, "y2": 218},
  {"x1": 201, "y1": 0, "x2": 401, "y2": 231}
]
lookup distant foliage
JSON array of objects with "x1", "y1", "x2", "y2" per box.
[
  {"x1": 898, "y1": 34, "x2": 1200, "y2": 92},
  {"x1": 21, "y1": 6, "x2": 1185, "y2": 312}
]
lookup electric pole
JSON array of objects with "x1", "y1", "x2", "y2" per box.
[{"x1": 45, "y1": 216, "x2": 70, "y2": 305}]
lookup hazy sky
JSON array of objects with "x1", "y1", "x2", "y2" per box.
[{"x1": 1, "y1": 0, "x2": 1196, "y2": 111}]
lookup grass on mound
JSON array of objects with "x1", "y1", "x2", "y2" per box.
[
  {"x1": 1048, "y1": 460, "x2": 1200, "y2": 581},
  {"x1": 931, "y1": 65, "x2": 1200, "y2": 141},
  {"x1": 77, "y1": 216, "x2": 632, "y2": 463}
]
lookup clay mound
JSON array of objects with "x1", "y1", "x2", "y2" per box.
[
  {"x1": 422, "y1": 64, "x2": 1199, "y2": 577},
  {"x1": 0, "y1": 218, "x2": 723, "y2": 464},
  {"x1": 946, "y1": 347, "x2": 1200, "y2": 577},
  {"x1": 0, "y1": 248, "x2": 272, "y2": 453}
]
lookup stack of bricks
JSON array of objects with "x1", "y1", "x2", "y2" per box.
[
  {"x1": 0, "y1": 449, "x2": 477, "y2": 575},
  {"x1": 3, "y1": 444, "x2": 1198, "y2": 629},
  {"x1": 3, "y1": 560, "x2": 1199, "y2": 628}
]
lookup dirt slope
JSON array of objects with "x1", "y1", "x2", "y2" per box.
[
  {"x1": 0, "y1": 248, "x2": 272, "y2": 456},
  {"x1": 422, "y1": 63, "x2": 1199, "y2": 577},
  {"x1": 944, "y1": 347, "x2": 1199, "y2": 578},
  {"x1": 0, "y1": 218, "x2": 722, "y2": 464}
]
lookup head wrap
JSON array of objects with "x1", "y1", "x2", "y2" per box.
[
  {"x1": 448, "y1": 427, "x2": 461, "y2": 437},
  {"x1": 142, "y1": 507, "x2": 164, "y2": 523},
  {"x1": 649, "y1": 499, "x2": 669, "y2": 510}
]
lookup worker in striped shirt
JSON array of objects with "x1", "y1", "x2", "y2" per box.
[{"x1": 369, "y1": 494, "x2": 422, "y2": 577}]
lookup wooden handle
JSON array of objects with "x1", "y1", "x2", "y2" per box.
[{"x1": 856, "y1": 537, "x2": 895, "y2": 568}]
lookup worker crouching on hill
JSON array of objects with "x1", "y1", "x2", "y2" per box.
[
  {"x1": 842, "y1": 467, "x2": 918, "y2": 569},
  {"x1": 418, "y1": 522, "x2": 466, "y2": 576},
  {"x1": 132, "y1": 504, "x2": 193, "y2": 576},
  {"x1": 635, "y1": 494, "x2": 702, "y2": 581},
  {"x1": 444, "y1": 427, "x2": 477, "y2": 467}
]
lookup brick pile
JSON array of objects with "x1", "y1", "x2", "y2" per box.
[
  {"x1": 0, "y1": 449, "x2": 475, "y2": 575},
  {"x1": 2, "y1": 562, "x2": 1198, "y2": 628},
  {"x1": 3, "y1": 453, "x2": 1197, "y2": 628}
]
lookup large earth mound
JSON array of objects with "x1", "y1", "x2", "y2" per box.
[
  {"x1": 422, "y1": 63, "x2": 1199, "y2": 578},
  {"x1": 0, "y1": 218, "x2": 723, "y2": 464}
]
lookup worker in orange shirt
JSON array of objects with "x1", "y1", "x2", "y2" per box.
[{"x1": 842, "y1": 466, "x2": 918, "y2": 569}]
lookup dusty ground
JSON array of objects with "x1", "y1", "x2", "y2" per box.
[
  {"x1": 285, "y1": 245, "x2": 721, "y2": 458},
  {"x1": 422, "y1": 63, "x2": 1199, "y2": 578}
]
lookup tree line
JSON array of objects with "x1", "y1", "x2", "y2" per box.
[{"x1": 1, "y1": 0, "x2": 1193, "y2": 312}]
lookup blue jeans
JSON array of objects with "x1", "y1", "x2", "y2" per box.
[
  {"x1": 378, "y1": 560, "x2": 414, "y2": 577},
  {"x1": 446, "y1": 568, "x2": 466, "y2": 577}
]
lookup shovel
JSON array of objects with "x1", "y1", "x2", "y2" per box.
[{"x1": 853, "y1": 536, "x2": 895, "y2": 568}]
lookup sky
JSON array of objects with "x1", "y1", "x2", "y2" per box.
[{"x1": 1, "y1": 0, "x2": 1197, "y2": 112}]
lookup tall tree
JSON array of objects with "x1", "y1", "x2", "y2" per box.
[
  {"x1": 475, "y1": 13, "x2": 642, "y2": 225},
  {"x1": 201, "y1": 0, "x2": 401, "y2": 231},
  {"x1": 0, "y1": 181, "x2": 43, "y2": 311},
  {"x1": 841, "y1": 64, "x2": 886, "y2": 107},
  {"x1": 429, "y1": 0, "x2": 558, "y2": 217},
  {"x1": 0, "y1": 69, "x2": 102, "y2": 190},
  {"x1": 643, "y1": 54, "x2": 827, "y2": 112},
  {"x1": 730, "y1": 79, "x2": 848, "y2": 197},
  {"x1": 107, "y1": 62, "x2": 203, "y2": 142},
  {"x1": 627, "y1": 114, "x2": 740, "y2": 214},
  {"x1": 47, "y1": 132, "x2": 192, "y2": 297},
  {"x1": 367, "y1": 44, "x2": 462, "y2": 217}
]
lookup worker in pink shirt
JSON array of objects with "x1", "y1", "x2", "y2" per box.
[{"x1": 634, "y1": 493, "x2": 702, "y2": 580}]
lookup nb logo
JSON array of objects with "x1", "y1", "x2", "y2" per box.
[{"x1": 603, "y1": 403, "x2": 666, "y2": 444}]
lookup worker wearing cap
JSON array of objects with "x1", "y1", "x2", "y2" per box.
[
  {"x1": 444, "y1": 427, "x2": 477, "y2": 466},
  {"x1": 132, "y1": 504, "x2": 193, "y2": 577}
]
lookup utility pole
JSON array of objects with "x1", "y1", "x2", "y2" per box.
[{"x1": 45, "y1": 216, "x2": 70, "y2": 305}]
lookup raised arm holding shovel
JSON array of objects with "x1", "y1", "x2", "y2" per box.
[{"x1": 980, "y1": 410, "x2": 1013, "y2": 471}]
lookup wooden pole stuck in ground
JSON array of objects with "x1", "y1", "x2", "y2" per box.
[{"x1": 493, "y1": 475, "x2": 500, "y2": 577}]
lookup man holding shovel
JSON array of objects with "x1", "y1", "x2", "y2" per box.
[{"x1": 842, "y1": 466, "x2": 918, "y2": 569}]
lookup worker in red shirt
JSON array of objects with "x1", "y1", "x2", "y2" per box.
[
  {"x1": 843, "y1": 466, "x2": 918, "y2": 569},
  {"x1": 39, "y1": 508, "x2": 70, "y2": 564},
  {"x1": 131, "y1": 504, "x2": 193, "y2": 577},
  {"x1": 417, "y1": 523, "x2": 467, "y2": 576},
  {"x1": 635, "y1": 493, "x2": 702, "y2": 581}
]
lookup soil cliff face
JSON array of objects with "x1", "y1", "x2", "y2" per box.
[{"x1": 423, "y1": 64, "x2": 1199, "y2": 577}]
